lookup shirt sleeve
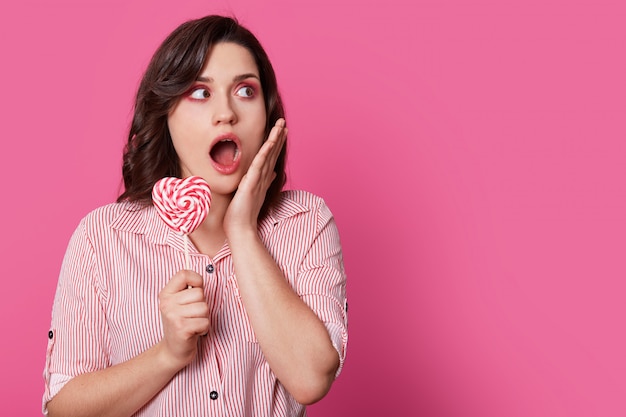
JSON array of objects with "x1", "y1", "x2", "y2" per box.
[
  {"x1": 296, "y1": 201, "x2": 348, "y2": 377},
  {"x1": 43, "y1": 219, "x2": 110, "y2": 413}
]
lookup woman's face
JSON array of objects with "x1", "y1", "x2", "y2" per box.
[{"x1": 167, "y1": 42, "x2": 266, "y2": 197}]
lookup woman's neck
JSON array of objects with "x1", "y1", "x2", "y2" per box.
[{"x1": 188, "y1": 193, "x2": 232, "y2": 258}]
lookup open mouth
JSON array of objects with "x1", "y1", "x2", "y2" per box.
[{"x1": 209, "y1": 134, "x2": 241, "y2": 174}]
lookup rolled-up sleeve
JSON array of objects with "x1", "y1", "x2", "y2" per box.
[
  {"x1": 297, "y1": 202, "x2": 348, "y2": 377},
  {"x1": 43, "y1": 219, "x2": 110, "y2": 413}
]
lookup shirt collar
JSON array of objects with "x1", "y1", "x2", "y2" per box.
[
  {"x1": 108, "y1": 202, "x2": 165, "y2": 243},
  {"x1": 264, "y1": 195, "x2": 309, "y2": 225},
  {"x1": 258, "y1": 194, "x2": 310, "y2": 238}
]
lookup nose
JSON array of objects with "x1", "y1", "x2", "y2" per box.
[{"x1": 212, "y1": 94, "x2": 237, "y2": 125}]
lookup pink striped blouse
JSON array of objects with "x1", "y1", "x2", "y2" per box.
[{"x1": 43, "y1": 190, "x2": 348, "y2": 416}]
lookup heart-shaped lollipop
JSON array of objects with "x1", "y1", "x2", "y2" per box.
[
  {"x1": 152, "y1": 176, "x2": 212, "y2": 235},
  {"x1": 152, "y1": 176, "x2": 211, "y2": 270}
]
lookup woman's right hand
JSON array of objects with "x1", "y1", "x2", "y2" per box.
[
  {"x1": 47, "y1": 270, "x2": 210, "y2": 417},
  {"x1": 158, "y1": 270, "x2": 210, "y2": 370}
]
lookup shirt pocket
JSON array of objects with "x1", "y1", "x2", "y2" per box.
[{"x1": 226, "y1": 274, "x2": 258, "y2": 343}]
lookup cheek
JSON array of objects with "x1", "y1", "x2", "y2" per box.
[
  {"x1": 167, "y1": 113, "x2": 184, "y2": 145},
  {"x1": 247, "y1": 113, "x2": 267, "y2": 151},
  {"x1": 168, "y1": 112, "x2": 202, "y2": 148},
  {"x1": 167, "y1": 101, "x2": 203, "y2": 139},
  {"x1": 246, "y1": 99, "x2": 267, "y2": 134}
]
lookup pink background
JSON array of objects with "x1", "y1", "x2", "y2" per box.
[{"x1": 1, "y1": 0, "x2": 625, "y2": 415}]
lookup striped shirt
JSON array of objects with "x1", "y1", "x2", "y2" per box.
[{"x1": 43, "y1": 190, "x2": 348, "y2": 416}]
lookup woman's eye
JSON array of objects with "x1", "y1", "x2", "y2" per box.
[
  {"x1": 190, "y1": 88, "x2": 210, "y2": 99},
  {"x1": 236, "y1": 86, "x2": 255, "y2": 98}
]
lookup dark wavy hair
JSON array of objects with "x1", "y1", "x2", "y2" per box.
[{"x1": 117, "y1": 15, "x2": 286, "y2": 218}]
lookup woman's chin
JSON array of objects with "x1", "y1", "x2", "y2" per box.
[{"x1": 206, "y1": 179, "x2": 242, "y2": 200}]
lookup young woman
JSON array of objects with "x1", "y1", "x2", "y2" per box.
[{"x1": 43, "y1": 15, "x2": 347, "y2": 417}]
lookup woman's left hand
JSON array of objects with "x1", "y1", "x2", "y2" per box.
[
  {"x1": 224, "y1": 118, "x2": 287, "y2": 237},
  {"x1": 223, "y1": 118, "x2": 339, "y2": 404}
]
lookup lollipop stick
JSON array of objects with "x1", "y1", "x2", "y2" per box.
[
  {"x1": 184, "y1": 234, "x2": 191, "y2": 270},
  {"x1": 184, "y1": 235, "x2": 193, "y2": 289}
]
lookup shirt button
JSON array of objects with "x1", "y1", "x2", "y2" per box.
[
  {"x1": 209, "y1": 390, "x2": 219, "y2": 400},
  {"x1": 48, "y1": 330, "x2": 54, "y2": 339},
  {"x1": 206, "y1": 264, "x2": 215, "y2": 274}
]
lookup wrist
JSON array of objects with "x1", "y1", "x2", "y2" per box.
[
  {"x1": 153, "y1": 340, "x2": 190, "y2": 376},
  {"x1": 225, "y1": 224, "x2": 259, "y2": 244}
]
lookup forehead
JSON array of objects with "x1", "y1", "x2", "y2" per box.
[{"x1": 201, "y1": 42, "x2": 259, "y2": 77}]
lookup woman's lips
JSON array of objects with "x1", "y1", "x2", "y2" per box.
[{"x1": 209, "y1": 133, "x2": 242, "y2": 174}]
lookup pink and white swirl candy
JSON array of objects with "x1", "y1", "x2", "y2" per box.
[{"x1": 152, "y1": 176, "x2": 212, "y2": 235}]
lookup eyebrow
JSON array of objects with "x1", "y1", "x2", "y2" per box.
[{"x1": 196, "y1": 73, "x2": 260, "y2": 83}]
